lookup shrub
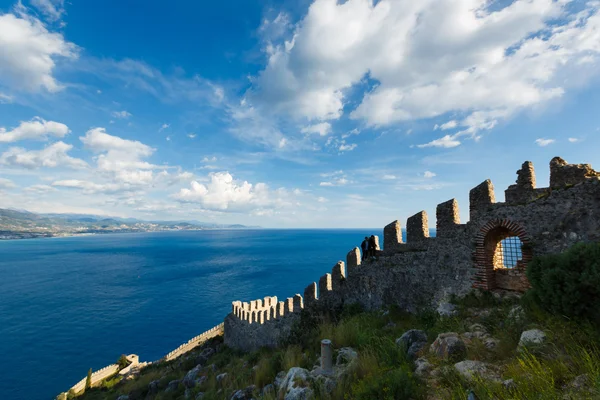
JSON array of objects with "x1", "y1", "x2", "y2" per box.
[
  {"x1": 350, "y1": 367, "x2": 423, "y2": 400},
  {"x1": 85, "y1": 368, "x2": 92, "y2": 390},
  {"x1": 117, "y1": 354, "x2": 129, "y2": 369},
  {"x1": 526, "y1": 242, "x2": 600, "y2": 322}
]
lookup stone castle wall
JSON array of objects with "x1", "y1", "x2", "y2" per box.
[
  {"x1": 225, "y1": 157, "x2": 600, "y2": 352},
  {"x1": 163, "y1": 323, "x2": 224, "y2": 362},
  {"x1": 70, "y1": 364, "x2": 120, "y2": 394}
]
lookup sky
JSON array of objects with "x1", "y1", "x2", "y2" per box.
[{"x1": 0, "y1": 0, "x2": 599, "y2": 228}]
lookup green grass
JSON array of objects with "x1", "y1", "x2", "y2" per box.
[{"x1": 74, "y1": 294, "x2": 600, "y2": 400}]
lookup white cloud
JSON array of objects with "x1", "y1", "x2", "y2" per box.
[
  {"x1": 30, "y1": 0, "x2": 65, "y2": 21},
  {"x1": 0, "y1": 141, "x2": 87, "y2": 169},
  {"x1": 416, "y1": 135, "x2": 461, "y2": 148},
  {"x1": 80, "y1": 128, "x2": 158, "y2": 185},
  {"x1": 436, "y1": 120, "x2": 458, "y2": 131},
  {"x1": 188, "y1": 133, "x2": 197, "y2": 139},
  {"x1": 24, "y1": 184, "x2": 57, "y2": 193},
  {"x1": 0, "y1": 178, "x2": 16, "y2": 188},
  {"x1": 111, "y1": 110, "x2": 132, "y2": 119},
  {"x1": 174, "y1": 171, "x2": 294, "y2": 212},
  {"x1": 301, "y1": 122, "x2": 332, "y2": 136},
  {"x1": 535, "y1": 138, "x2": 555, "y2": 147},
  {"x1": 319, "y1": 177, "x2": 349, "y2": 187},
  {"x1": 249, "y1": 0, "x2": 600, "y2": 141},
  {"x1": 202, "y1": 156, "x2": 217, "y2": 163},
  {"x1": 52, "y1": 179, "x2": 126, "y2": 194},
  {"x1": 159, "y1": 123, "x2": 170, "y2": 131},
  {"x1": 341, "y1": 128, "x2": 360, "y2": 139},
  {"x1": 0, "y1": 11, "x2": 77, "y2": 92},
  {"x1": 568, "y1": 137, "x2": 580, "y2": 143},
  {"x1": 0, "y1": 117, "x2": 70, "y2": 143},
  {"x1": 317, "y1": 196, "x2": 327, "y2": 203},
  {"x1": 0, "y1": 92, "x2": 13, "y2": 103},
  {"x1": 424, "y1": 170, "x2": 436, "y2": 178},
  {"x1": 382, "y1": 174, "x2": 396, "y2": 180},
  {"x1": 338, "y1": 143, "x2": 357, "y2": 152}
]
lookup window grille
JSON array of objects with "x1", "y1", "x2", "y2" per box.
[{"x1": 498, "y1": 236, "x2": 523, "y2": 268}]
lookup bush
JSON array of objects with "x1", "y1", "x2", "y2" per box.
[
  {"x1": 526, "y1": 242, "x2": 600, "y2": 322},
  {"x1": 117, "y1": 354, "x2": 129, "y2": 369},
  {"x1": 350, "y1": 367, "x2": 423, "y2": 400}
]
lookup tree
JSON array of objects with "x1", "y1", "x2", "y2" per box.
[
  {"x1": 85, "y1": 368, "x2": 92, "y2": 390},
  {"x1": 117, "y1": 354, "x2": 130, "y2": 369}
]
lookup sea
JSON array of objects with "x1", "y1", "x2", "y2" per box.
[{"x1": 0, "y1": 229, "x2": 395, "y2": 400}]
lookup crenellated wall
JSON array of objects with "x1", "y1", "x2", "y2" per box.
[{"x1": 225, "y1": 157, "x2": 600, "y2": 352}]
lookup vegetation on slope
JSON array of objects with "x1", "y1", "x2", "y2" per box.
[{"x1": 74, "y1": 243, "x2": 600, "y2": 400}]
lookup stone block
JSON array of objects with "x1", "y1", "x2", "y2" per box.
[
  {"x1": 407, "y1": 211, "x2": 429, "y2": 242},
  {"x1": 384, "y1": 220, "x2": 402, "y2": 251}
]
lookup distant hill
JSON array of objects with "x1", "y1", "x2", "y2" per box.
[{"x1": 0, "y1": 208, "x2": 259, "y2": 240}]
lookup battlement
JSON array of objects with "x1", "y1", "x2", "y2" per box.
[{"x1": 225, "y1": 156, "x2": 600, "y2": 352}]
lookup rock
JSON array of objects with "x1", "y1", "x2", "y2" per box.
[
  {"x1": 396, "y1": 329, "x2": 428, "y2": 359},
  {"x1": 116, "y1": 396, "x2": 129, "y2": 400},
  {"x1": 197, "y1": 347, "x2": 215, "y2": 364},
  {"x1": 278, "y1": 368, "x2": 314, "y2": 400},
  {"x1": 183, "y1": 365, "x2": 202, "y2": 388},
  {"x1": 148, "y1": 380, "x2": 160, "y2": 395},
  {"x1": 384, "y1": 322, "x2": 397, "y2": 329},
  {"x1": 414, "y1": 358, "x2": 432, "y2": 377},
  {"x1": 262, "y1": 383, "x2": 275, "y2": 396},
  {"x1": 216, "y1": 373, "x2": 228, "y2": 385},
  {"x1": 437, "y1": 302, "x2": 457, "y2": 317},
  {"x1": 469, "y1": 323, "x2": 486, "y2": 333},
  {"x1": 508, "y1": 306, "x2": 525, "y2": 324},
  {"x1": 315, "y1": 375, "x2": 336, "y2": 394},
  {"x1": 454, "y1": 360, "x2": 499, "y2": 381},
  {"x1": 166, "y1": 380, "x2": 180, "y2": 392},
  {"x1": 274, "y1": 371, "x2": 287, "y2": 389},
  {"x1": 336, "y1": 347, "x2": 358, "y2": 366},
  {"x1": 185, "y1": 388, "x2": 192, "y2": 399},
  {"x1": 503, "y1": 379, "x2": 516, "y2": 390},
  {"x1": 430, "y1": 333, "x2": 467, "y2": 362},
  {"x1": 195, "y1": 393, "x2": 205, "y2": 400},
  {"x1": 571, "y1": 374, "x2": 590, "y2": 390},
  {"x1": 205, "y1": 364, "x2": 217, "y2": 373},
  {"x1": 230, "y1": 390, "x2": 246, "y2": 400},
  {"x1": 484, "y1": 338, "x2": 499, "y2": 350},
  {"x1": 195, "y1": 376, "x2": 208, "y2": 387},
  {"x1": 518, "y1": 329, "x2": 546, "y2": 350}
]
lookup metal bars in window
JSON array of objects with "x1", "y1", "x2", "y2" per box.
[{"x1": 499, "y1": 236, "x2": 523, "y2": 268}]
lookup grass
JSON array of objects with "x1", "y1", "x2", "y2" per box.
[{"x1": 74, "y1": 293, "x2": 600, "y2": 400}]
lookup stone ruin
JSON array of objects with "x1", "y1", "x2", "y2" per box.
[{"x1": 224, "y1": 157, "x2": 600, "y2": 351}]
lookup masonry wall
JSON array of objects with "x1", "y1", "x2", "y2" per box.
[
  {"x1": 163, "y1": 323, "x2": 224, "y2": 361},
  {"x1": 70, "y1": 364, "x2": 120, "y2": 394},
  {"x1": 225, "y1": 157, "x2": 600, "y2": 352}
]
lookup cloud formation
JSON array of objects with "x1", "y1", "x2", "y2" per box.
[
  {"x1": 174, "y1": 171, "x2": 293, "y2": 212},
  {"x1": 249, "y1": 0, "x2": 600, "y2": 145},
  {"x1": 0, "y1": 141, "x2": 87, "y2": 169},
  {"x1": 0, "y1": 117, "x2": 70, "y2": 142},
  {"x1": 0, "y1": 11, "x2": 77, "y2": 92}
]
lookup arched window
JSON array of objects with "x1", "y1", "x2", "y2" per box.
[{"x1": 473, "y1": 219, "x2": 532, "y2": 292}]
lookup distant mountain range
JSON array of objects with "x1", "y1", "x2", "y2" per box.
[{"x1": 0, "y1": 208, "x2": 259, "y2": 240}]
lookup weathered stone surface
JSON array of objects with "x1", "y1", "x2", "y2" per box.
[
  {"x1": 166, "y1": 380, "x2": 180, "y2": 392},
  {"x1": 262, "y1": 383, "x2": 275, "y2": 396},
  {"x1": 454, "y1": 360, "x2": 500, "y2": 381},
  {"x1": 148, "y1": 380, "x2": 160, "y2": 395},
  {"x1": 407, "y1": 211, "x2": 429, "y2": 242},
  {"x1": 396, "y1": 329, "x2": 428, "y2": 359},
  {"x1": 335, "y1": 347, "x2": 358, "y2": 366},
  {"x1": 384, "y1": 220, "x2": 402, "y2": 251},
  {"x1": 436, "y1": 199, "x2": 460, "y2": 237},
  {"x1": 225, "y1": 157, "x2": 600, "y2": 353},
  {"x1": 414, "y1": 358, "x2": 432, "y2": 377},
  {"x1": 437, "y1": 302, "x2": 457, "y2": 317},
  {"x1": 216, "y1": 373, "x2": 228, "y2": 385},
  {"x1": 518, "y1": 329, "x2": 546, "y2": 350},
  {"x1": 274, "y1": 371, "x2": 286, "y2": 389},
  {"x1": 550, "y1": 157, "x2": 600, "y2": 188},
  {"x1": 278, "y1": 368, "x2": 314, "y2": 400},
  {"x1": 503, "y1": 378, "x2": 516, "y2": 391},
  {"x1": 183, "y1": 365, "x2": 202, "y2": 388},
  {"x1": 116, "y1": 396, "x2": 129, "y2": 400},
  {"x1": 430, "y1": 333, "x2": 467, "y2": 362}
]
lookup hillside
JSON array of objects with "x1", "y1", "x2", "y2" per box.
[{"x1": 0, "y1": 208, "x2": 258, "y2": 240}]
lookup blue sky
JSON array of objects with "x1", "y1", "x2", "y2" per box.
[{"x1": 0, "y1": 0, "x2": 599, "y2": 228}]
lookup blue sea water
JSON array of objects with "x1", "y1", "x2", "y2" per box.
[{"x1": 0, "y1": 229, "x2": 388, "y2": 400}]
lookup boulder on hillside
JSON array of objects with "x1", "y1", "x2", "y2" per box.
[
  {"x1": 336, "y1": 347, "x2": 358, "y2": 366},
  {"x1": 414, "y1": 358, "x2": 432, "y2": 377},
  {"x1": 518, "y1": 329, "x2": 546, "y2": 351},
  {"x1": 278, "y1": 368, "x2": 314, "y2": 400},
  {"x1": 437, "y1": 302, "x2": 457, "y2": 317},
  {"x1": 430, "y1": 333, "x2": 467, "y2": 362},
  {"x1": 454, "y1": 360, "x2": 500, "y2": 382},
  {"x1": 396, "y1": 329, "x2": 428, "y2": 359},
  {"x1": 183, "y1": 365, "x2": 202, "y2": 388}
]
